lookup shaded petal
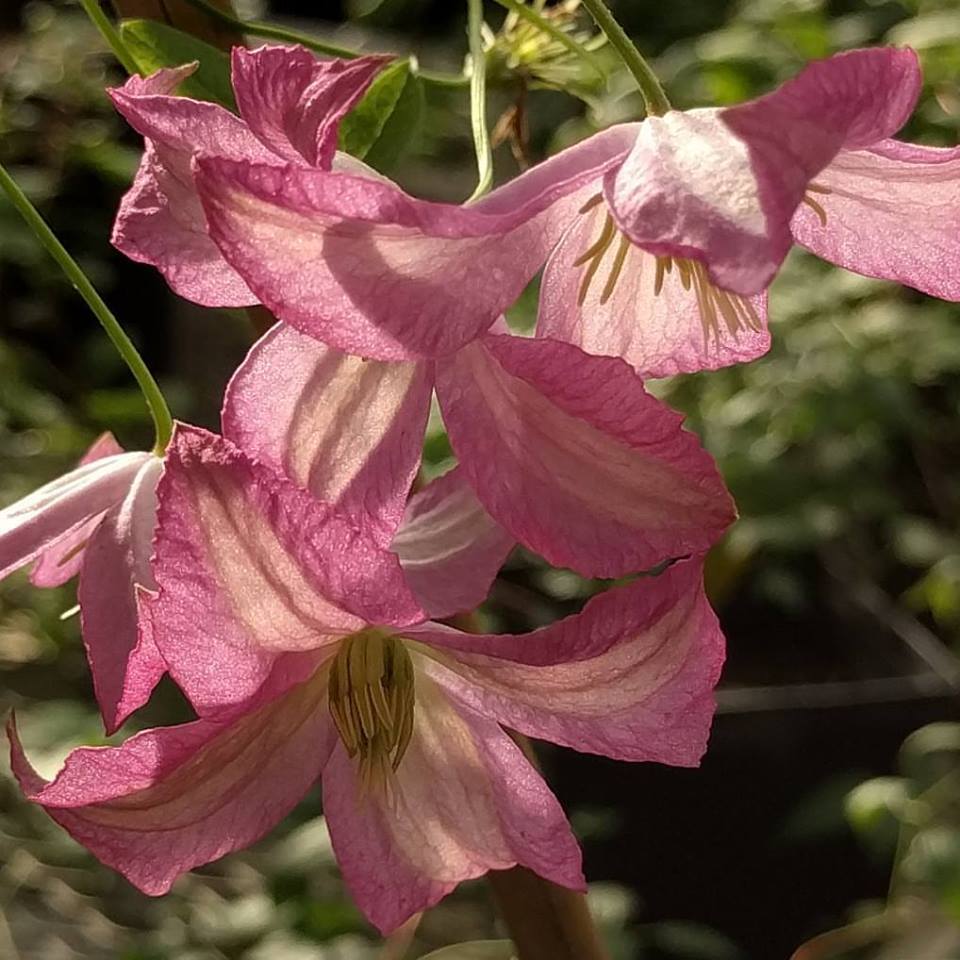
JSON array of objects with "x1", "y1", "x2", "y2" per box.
[
  {"x1": 323, "y1": 673, "x2": 582, "y2": 934},
  {"x1": 80, "y1": 457, "x2": 166, "y2": 734},
  {"x1": 0, "y1": 452, "x2": 150, "y2": 581},
  {"x1": 194, "y1": 124, "x2": 638, "y2": 360},
  {"x1": 607, "y1": 48, "x2": 921, "y2": 295},
  {"x1": 146, "y1": 425, "x2": 424, "y2": 712},
  {"x1": 412, "y1": 558, "x2": 723, "y2": 766},
  {"x1": 435, "y1": 335, "x2": 735, "y2": 577},
  {"x1": 109, "y1": 71, "x2": 275, "y2": 307},
  {"x1": 392, "y1": 468, "x2": 514, "y2": 620},
  {"x1": 232, "y1": 46, "x2": 389, "y2": 167},
  {"x1": 538, "y1": 203, "x2": 770, "y2": 378},
  {"x1": 791, "y1": 139, "x2": 960, "y2": 301},
  {"x1": 8, "y1": 661, "x2": 333, "y2": 895},
  {"x1": 222, "y1": 324, "x2": 431, "y2": 544},
  {"x1": 31, "y1": 432, "x2": 125, "y2": 587}
]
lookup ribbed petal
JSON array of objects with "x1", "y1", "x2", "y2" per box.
[
  {"x1": 435, "y1": 334, "x2": 735, "y2": 577},
  {"x1": 538, "y1": 204, "x2": 770, "y2": 378},
  {"x1": 606, "y1": 48, "x2": 922, "y2": 295},
  {"x1": 8, "y1": 659, "x2": 332, "y2": 895},
  {"x1": 222, "y1": 324, "x2": 431, "y2": 545},
  {"x1": 412, "y1": 558, "x2": 723, "y2": 766},
  {"x1": 323, "y1": 672, "x2": 583, "y2": 934},
  {"x1": 193, "y1": 124, "x2": 638, "y2": 360},
  {"x1": 0, "y1": 452, "x2": 150, "y2": 581},
  {"x1": 392, "y1": 468, "x2": 514, "y2": 619},
  {"x1": 30, "y1": 432, "x2": 125, "y2": 587},
  {"x1": 791, "y1": 139, "x2": 960, "y2": 301},
  {"x1": 145, "y1": 425, "x2": 424, "y2": 713}
]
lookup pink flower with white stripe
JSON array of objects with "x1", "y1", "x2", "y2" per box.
[{"x1": 9, "y1": 425, "x2": 725, "y2": 934}]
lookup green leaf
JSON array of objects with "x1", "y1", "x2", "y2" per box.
[
  {"x1": 419, "y1": 942, "x2": 516, "y2": 960},
  {"x1": 338, "y1": 58, "x2": 423, "y2": 170},
  {"x1": 119, "y1": 20, "x2": 236, "y2": 109}
]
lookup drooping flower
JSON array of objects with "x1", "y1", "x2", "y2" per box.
[
  {"x1": 9, "y1": 425, "x2": 725, "y2": 934},
  {"x1": 0, "y1": 435, "x2": 165, "y2": 732},
  {"x1": 223, "y1": 320, "x2": 735, "y2": 578},
  {"x1": 109, "y1": 46, "x2": 388, "y2": 307}
]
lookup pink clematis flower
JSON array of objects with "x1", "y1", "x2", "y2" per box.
[
  {"x1": 222, "y1": 320, "x2": 736, "y2": 578},
  {"x1": 109, "y1": 46, "x2": 388, "y2": 307},
  {"x1": 9, "y1": 425, "x2": 725, "y2": 934},
  {"x1": 0, "y1": 435, "x2": 165, "y2": 732}
]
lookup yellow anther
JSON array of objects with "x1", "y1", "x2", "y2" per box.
[{"x1": 328, "y1": 630, "x2": 417, "y2": 795}]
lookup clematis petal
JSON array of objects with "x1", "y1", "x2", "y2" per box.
[
  {"x1": 607, "y1": 48, "x2": 921, "y2": 295},
  {"x1": 109, "y1": 69, "x2": 275, "y2": 307},
  {"x1": 392, "y1": 468, "x2": 514, "y2": 619},
  {"x1": 434, "y1": 334, "x2": 735, "y2": 577},
  {"x1": 8, "y1": 660, "x2": 333, "y2": 895},
  {"x1": 0, "y1": 452, "x2": 151, "y2": 582},
  {"x1": 31, "y1": 432, "x2": 125, "y2": 587},
  {"x1": 193, "y1": 124, "x2": 638, "y2": 360},
  {"x1": 222, "y1": 324, "x2": 431, "y2": 544},
  {"x1": 145, "y1": 425, "x2": 424, "y2": 712},
  {"x1": 538, "y1": 204, "x2": 770, "y2": 378},
  {"x1": 232, "y1": 46, "x2": 388, "y2": 168},
  {"x1": 79, "y1": 457, "x2": 165, "y2": 734},
  {"x1": 323, "y1": 672, "x2": 583, "y2": 934},
  {"x1": 412, "y1": 558, "x2": 723, "y2": 766},
  {"x1": 791, "y1": 139, "x2": 960, "y2": 301}
]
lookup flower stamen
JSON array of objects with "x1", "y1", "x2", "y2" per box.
[
  {"x1": 801, "y1": 194, "x2": 829, "y2": 227},
  {"x1": 328, "y1": 629, "x2": 416, "y2": 795}
]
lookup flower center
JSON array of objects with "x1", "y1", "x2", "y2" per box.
[{"x1": 327, "y1": 629, "x2": 416, "y2": 794}]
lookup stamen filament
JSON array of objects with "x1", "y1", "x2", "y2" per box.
[
  {"x1": 801, "y1": 194, "x2": 829, "y2": 227},
  {"x1": 599, "y1": 234, "x2": 631, "y2": 305}
]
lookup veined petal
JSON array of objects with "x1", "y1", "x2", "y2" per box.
[
  {"x1": 31, "y1": 432, "x2": 125, "y2": 587},
  {"x1": 232, "y1": 46, "x2": 389, "y2": 168},
  {"x1": 435, "y1": 335, "x2": 735, "y2": 577},
  {"x1": 392, "y1": 468, "x2": 514, "y2": 620},
  {"x1": 146, "y1": 425, "x2": 424, "y2": 712},
  {"x1": 323, "y1": 672, "x2": 583, "y2": 934},
  {"x1": 222, "y1": 324, "x2": 431, "y2": 544},
  {"x1": 8, "y1": 660, "x2": 333, "y2": 895},
  {"x1": 538, "y1": 204, "x2": 770, "y2": 378},
  {"x1": 607, "y1": 48, "x2": 922, "y2": 295},
  {"x1": 193, "y1": 124, "x2": 637, "y2": 360},
  {"x1": 412, "y1": 558, "x2": 723, "y2": 766},
  {"x1": 0, "y1": 452, "x2": 150, "y2": 582},
  {"x1": 791, "y1": 139, "x2": 960, "y2": 301},
  {"x1": 80, "y1": 457, "x2": 165, "y2": 734}
]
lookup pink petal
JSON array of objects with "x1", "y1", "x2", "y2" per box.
[
  {"x1": 435, "y1": 335, "x2": 735, "y2": 577},
  {"x1": 109, "y1": 73, "x2": 275, "y2": 307},
  {"x1": 8, "y1": 661, "x2": 334, "y2": 895},
  {"x1": 31, "y1": 432, "x2": 125, "y2": 587},
  {"x1": 79, "y1": 457, "x2": 166, "y2": 734},
  {"x1": 0, "y1": 452, "x2": 150, "y2": 582},
  {"x1": 538, "y1": 204, "x2": 770, "y2": 378},
  {"x1": 222, "y1": 324, "x2": 431, "y2": 544},
  {"x1": 392, "y1": 468, "x2": 514, "y2": 619},
  {"x1": 791, "y1": 139, "x2": 960, "y2": 301},
  {"x1": 607, "y1": 48, "x2": 922, "y2": 295},
  {"x1": 146, "y1": 425, "x2": 424, "y2": 712},
  {"x1": 193, "y1": 124, "x2": 638, "y2": 360},
  {"x1": 323, "y1": 672, "x2": 583, "y2": 934},
  {"x1": 413, "y1": 558, "x2": 724, "y2": 766},
  {"x1": 232, "y1": 46, "x2": 389, "y2": 168}
]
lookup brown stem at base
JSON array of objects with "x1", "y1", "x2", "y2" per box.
[{"x1": 110, "y1": 0, "x2": 241, "y2": 51}]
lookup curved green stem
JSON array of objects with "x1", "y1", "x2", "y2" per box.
[
  {"x1": 78, "y1": 0, "x2": 139, "y2": 74},
  {"x1": 491, "y1": 0, "x2": 604, "y2": 79},
  {"x1": 0, "y1": 163, "x2": 173, "y2": 453},
  {"x1": 579, "y1": 0, "x2": 669, "y2": 115},
  {"x1": 467, "y1": 0, "x2": 493, "y2": 202}
]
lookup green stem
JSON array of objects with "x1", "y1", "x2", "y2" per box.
[
  {"x1": 579, "y1": 0, "x2": 669, "y2": 115},
  {"x1": 491, "y1": 0, "x2": 604, "y2": 79},
  {"x1": 0, "y1": 164, "x2": 173, "y2": 453},
  {"x1": 78, "y1": 0, "x2": 140, "y2": 75},
  {"x1": 466, "y1": 0, "x2": 493, "y2": 202}
]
